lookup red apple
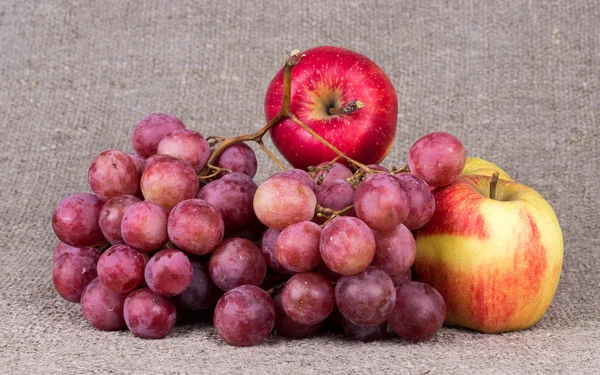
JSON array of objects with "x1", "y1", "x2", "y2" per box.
[
  {"x1": 413, "y1": 175, "x2": 563, "y2": 333},
  {"x1": 264, "y1": 46, "x2": 398, "y2": 170}
]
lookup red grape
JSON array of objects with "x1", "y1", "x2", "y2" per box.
[
  {"x1": 407, "y1": 131, "x2": 466, "y2": 187},
  {"x1": 52, "y1": 248, "x2": 101, "y2": 302},
  {"x1": 319, "y1": 217, "x2": 376, "y2": 275},
  {"x1": 52, "y1": 241, "x2": 74, "y2": 263},
  {"x1": 131, "y1": 113, "x2": 186, "y2": 158},
  {"x1": 273, "y1": 291, "x2": 321, "y2": 338},
  {"x1": 313, "y1": 162, "x2": 353, "y2": 186},
  {"x1": 394, "y1": 173, "x2": 435, "y2": 230},
  {"x1": 121, "y1": 201, "x2": 169, "y2": 253},
  {"x1": 354, "y1": 173, "x2": 410, "y2": 232},
  {"x1": 275, "y1": 221, "x2": 322, "y2": 272},
  {"x1": 156, "y1": 129, "x2": 211, "y2": 173},
  {"x1": 268, "y1": 169, "x2": 316, "y2": 192},
  {"x1": 167, "y1": 199, "x2": 224, "y2": 255},
  {"x1": 341, "y1": 318, "x2": 388, "y2": 342},
  {"x1": 140, "y1": 154, "x2": 199, "y2": 210},
  {"x1": 52, "y1": 193, "x2": 104, "y2": 247},
  {"x1": 260, "y1": 228, "x2": 294, "y2": 275},
  {"x1": 88, "y1": 150, "x2": 138, "y2": 201},
  {"x1": 253, "y1": 176, "x2": 317, "y2": 230},
  {"x1": 124, "y1": 287, "x2": 176, "y2": 339},
  {"x1": 370, "y1": 224, "x2": 416, "y2": 277},
  {"x1": 196, "y1": 178, "x2": 254, "y2": 230},
  {"x1": 80, "y1": 278, "x2": 127, "y2": 331},
  {"x1": 127, "y1": 152, "x2": 145, "y2": 172},
  {"x1": 172, "y1": 261, "x2": 221, "y2": 311},
  {"x1": 98, "y1": 195, "x2": 142, "y2": 245},
  {"x1": 97, "y1": 245, "x2": 145, "y2": 293},
  {"x1": 209, "y1": 238, "x2": 266, "y2": 291},
  {"x1": 213, "y1": 285, "x2": 275, "y2": 346},
  {"x1": 335, "y1": 266, "x2": 396, "y2": 326},
  {"x1": 144, "y1": 249, "x2": 193, "y2": 297},
  {"x1": 281, "y1": 272, "x2": 334, "y2": 325},
  {"x1": 387, "y1": 281, "x2": 446, "y2": 341},
  {"x1": 214, "y1": 143, "x2": 258, "y2": 178}
]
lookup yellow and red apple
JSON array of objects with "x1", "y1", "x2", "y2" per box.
[
  {"x1": 413, "y1": 175, "x2": 563, "y2": 333},
  {"x1": 462, "y1": 157, "x2": 512, "y2": 181}
]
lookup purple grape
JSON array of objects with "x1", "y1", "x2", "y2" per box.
[
  {"x1": 315, "y1": 179, "x2": 356, "y2": 224},
  {"x1": 144, "y1": 249, "x2": 193, "y2": 297},
  {"x1": 319, "y1": 217, "x2": 376, "y2": 276},
  {"x1": 80, "y1": 278, "x2": 127, "y2": 331},
  {"x1": 121, "y1": 201, "x2": 169, "y2": 253},
  {"x1": 196, "y1": 178, "x2": 254, "y2": 230},
  {"x1": 394, "y1": 173, "x2": 436, "y2": 230},
  {"x1": 97, "y1": 245, "x2": 145, "y2": 293},
  {"x1": 220, "y1": 172, "x2": 258, "y2": 195},
  {"x1": 371, "y1": 224, "x2": 416, "y2": 277},
  {"x1": 88, "y1": 150, "x2": 138, "y2": 202},
  {"x1": 172, "y1": 261, "x2": 222, "y2": 311},
  {"x1": 313, "y1": 162, "x2": 353, "y2": 186},
  {"x1": 274, "y1": 291, "x2": 321, "y2": 338},
  {"x1": 275, "y1": 221, "x2": 322, "y2": 272},
  {"x1": 335, "y1": 266, "x2": 396, "y2": 326},
  {"x1": 140, "y1": 154, "x2": 199, "y2": 210},
  {"x1": 260, "y1": 228, "x2": 294, "y2": 275},
  {"x1": 268, "y1": 169, "x2": 316, "y2": 192},
  {"x1": 167, "y1": 199, "x2": 224, "y2": 255},
  {"x1": 52, "y1": 241, "x2": 74, "y2": 263},
  {"x1": 387, "y1": 282, "x2": 446, "y2": 341},
  {"x1": 52, "y1": 193, "x2": 105, "y2": 247},
  {"x1": 213, "y1": 285, "x2": 276, "y2": 346},
  {"x1": 391, "y1": 268, "x2": 412, "y2": 287},
  {"x1": 98, "y1": 195, "x2": 142, "y2": 245},
  {"x1": 407, "y1": 131, "x2": 466, "y2": 187},
  {"x1": 282, "y1": 272, "x2": 334, "y2": 325},
  {"x1": 156, "y1": 129, "x2": 211, "y2": 173},
  {"x1": 214, "y1": 143, "x2": 258, "y2": 178},
  {"x1": 132, "y1": 113, "x2": 186, "y2": 158},
  {"x1": 52, "y1": 248, "x2": 101, "y2": 302},
  {"x1": 354, "y1": 173, "x2": 410, "y2": 232},
  {"x1": 342, "y1": 318, "x2": 388, "y2": 342},
  {"x1": 209, "y1": 238, "x2": 266, "y2": 291},
  {"x1": 124, "y1": 287, "x2": 176, "y2": 339}
]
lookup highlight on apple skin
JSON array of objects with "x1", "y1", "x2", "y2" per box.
[{"x1": 413, "y1": 175, "x2": 563, "y2": 333}]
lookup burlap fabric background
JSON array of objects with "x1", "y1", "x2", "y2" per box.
[{"x1": 1, "y1": 1, "x2": 598, "y2": 374}]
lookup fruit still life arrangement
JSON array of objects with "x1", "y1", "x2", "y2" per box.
[{"x1": 51, "y1": 46, "x2": 564, "y2": 345}]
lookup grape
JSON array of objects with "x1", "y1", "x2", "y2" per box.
[
  {"x1": 121, "y1": 201, "x2": 169, "y2": 253},
  {"x1": 140, "y1": 154, "x2": 199, "y2": 210},
  {"x1": 313, "y1": 162, "x2": 353, "y2": 186},
  {"x1": 156, "y1": 129, "x2": 211, "y2": 173},
  {"x1": 196, "y1": 178, "x2": 254, "y2": 230},
  {"x1": 80, "y1": 278, "x2": 127, "y2": 331},
  {"x1": 97, "y1": 245, "x2": 145, "y2": 293},
  {"x1": 354, "y1": 173, "x2": 410, "y2": 232},
  {"x1": 172, "y1": 261, "x2": 221, "y2": 311},
  {"x1": 144, "y1": 249, "x2": 193, "y2": 297},
  {"x1": 319, "y1": 217, "x2": 376, "y2": 275},
  {"x1": 335, "y1": 266, "x2": 396, "y2": 326},
  {"x1": 281, "y1": 272, "x2": 334, "y2": 325},
  {"x1": 253, "y1": 176, "x2": 317, "y2": 230},
  {"x1": 52, "y1": 248, "x2": 101, "y2": 302},
  {"x1": 214, "y1": 143, "x2": 258, "y2": 178},
  {"x1": 127, "y1": 153, "x2": 145, "y2": 172},
  {"x1": 407, "y1": 131, "x2": 466, "y2": 187},
  {"x1": 52, "y1": 245, "x2": 100, "y2": 264},
  {"x1": 273, "y1": 291, "x2": 321, "y2": 338},
  {"x1": 394, "y1": 173, "x2": 435, "y2": 230},
  {"x1": 391, "y1": 268, "x2": 412, "y2": 287},
  {"x1": 124, "y1": 287, "x2": 176, "y2": 339},
  {"x1": 260, "y1": 228, "x2": 294, "y2": 275},
  {"x1": 98, "y1": 195, "x2": 142, "y2": 245},
  {"x1": 370, "y1": 224, "x2": 416, "y2": 277},
  {"x1": 52, "y1": 241, "x2": 74, "y2": 263},
  {"x1": 366, "y1": 164, "x2": 390, "y2": 173},
  {"x1": 268, "y1": 169, "x2": 316, "y2": 192},
  {"x1": 167, "y1": 199, "x2": 224, "y2": 255},
  {"x1": 341, "y1": 318, "x2": 388, "y2": 342},
  {"x1": 387, "y1": 281, "x2": 446, "y2": 341},
  {"x1": 220, "y1": 172, "x2": 258, "y2": 195},
  {"x1": 88, "y1": 150, "x2": 138, "y2": 201},
  {"x1": 275, "y1": 221, "x2": 322, "y2": 273},
  {"x1": 315, "y1": 179, "x2": 356, "y2": 218},
  {"x1": 52, "y1": 193, "x2": 104, "y2": 247},
  {"x1": 213, "y1": 285, "x2": 276, "y2": 346},
  {"x1": 209, "y1": 238, "x2": 266, "y2": 291},
  {"x1": 131, "y1": 113, "x2": 186, "y2": 158}
]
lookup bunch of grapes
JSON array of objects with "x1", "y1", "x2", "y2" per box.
[{"x1": 51, "y1": 112, "x2": 466, "y2": 345}]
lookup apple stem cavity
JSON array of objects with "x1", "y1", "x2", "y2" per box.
[
  {"x1": 199, "y1": 49, "x2": 377, "y2": 180},
  {"x1": 490, "y1": 171, "x2": 500, "y2": 200},
  {"x1": 328, "y1": 100, "x2": 364, "y2": 116}
]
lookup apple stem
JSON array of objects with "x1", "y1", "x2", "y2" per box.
[
  {"x1": 489, "y1": 171, "x2": 500, "y2": 200},
  {"x1": 328, "y1": 100, "x2": 364, "y2": 115},
  {"x1": 198, "y1": 49, "x2": 376, "y2": 179}
]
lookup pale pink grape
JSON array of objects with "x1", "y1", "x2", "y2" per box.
[
  {"x1": 156, "y1": 129, "x2": 211, "y2": 173},
  {"x1": 140, "y1": 155, "x2": 199, "y2": 210}
]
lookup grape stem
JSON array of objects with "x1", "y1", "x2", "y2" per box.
[
  {"x1": 266, "y1": 280, "x2": 288, "y2": 296},
  {"x1": 199, "y1": 49, "x2": 376, "y2": 179},
  {"x1": 316, "y1": 204, "x2": 355, "y2": 227}
]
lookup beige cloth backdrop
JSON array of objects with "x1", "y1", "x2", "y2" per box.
[{"x1": 1, "y1": 1, "x2": 598, "y2": 374}]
